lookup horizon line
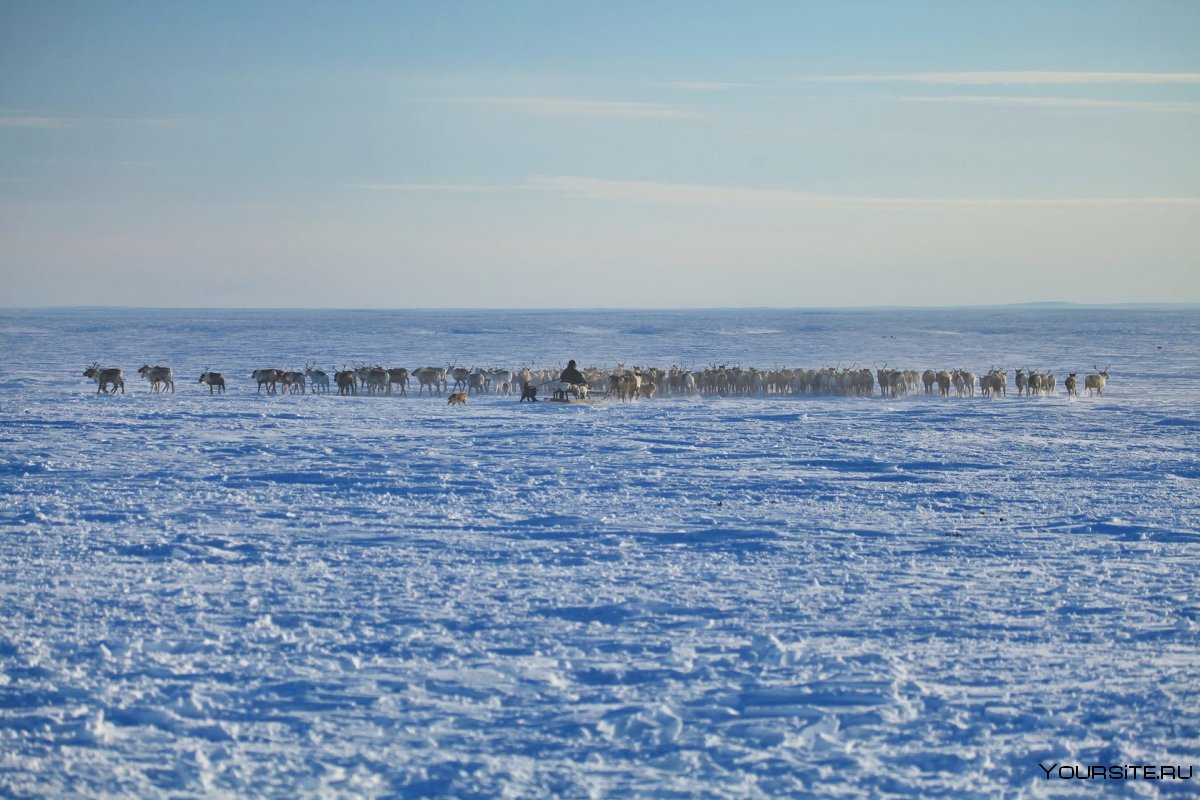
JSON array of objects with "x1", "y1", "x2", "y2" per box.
[{"x1": 4, "y1": 301, "x2": 1198, "y2": 313}]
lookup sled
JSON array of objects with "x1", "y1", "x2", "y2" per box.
[{"x1": 543, "y1": 396, "x2": 602, "y2": 405}]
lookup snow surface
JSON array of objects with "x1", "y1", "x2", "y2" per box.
[{"x1": 1, "y1": 307, "x2": 1198, "y2": 798}]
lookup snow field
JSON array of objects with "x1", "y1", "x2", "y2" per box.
[{"x1": 1, "y1": 307, "x2": 1198, "y2": 797}]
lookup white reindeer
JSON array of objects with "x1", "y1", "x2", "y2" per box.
[
  {"x1": 305, "y1": 364, "x2": 330, "y2": 394},
  {"x1": 488, "y1": 369, "x2": 515, "y2": 396},
  {"x1": 138, "y1": 364, "x2": 175, "y2": 393}
]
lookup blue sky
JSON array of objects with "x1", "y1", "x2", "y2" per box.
[{"x1": 2, "y1": 1, "x2": 1198, "y2": 307}]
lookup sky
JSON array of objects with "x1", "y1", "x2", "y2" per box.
[{"x1": 2, "y1": 1, "x2": 1198, "y2": 308}]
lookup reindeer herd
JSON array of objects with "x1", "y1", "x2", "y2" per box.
[{"x1": 82, "y1": 361, "x2": 1114, "y2": 401}]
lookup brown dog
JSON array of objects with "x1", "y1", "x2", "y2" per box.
[
  {"x1": 520, "y1": 382, "x2": 538, "y2": 402},
  {"x1": 447, "y1": 391, "x2": 468, "y2": 406}
]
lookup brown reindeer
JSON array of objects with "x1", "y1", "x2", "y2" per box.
[
  {"x1": 199, "y1": 370, "x2": 226, "y2": 394},
  {"x1": 84, "y1": 363, "x2": 124, "y2": 394}
]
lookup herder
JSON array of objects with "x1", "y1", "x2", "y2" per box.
[{"x1": 559, "y1": 360, "x2": 586, "y2": 387}]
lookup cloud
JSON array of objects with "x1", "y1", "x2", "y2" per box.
[
  {"x1": 0, "y1": 112, "x2": 187, "y2": 128},
  {"x1": 655, "y1": 81, "x2": 748, "y2": 91},
  {"x1": 350, "y1": 182, "x2": 509, "y2": 193},
  {"x1": 809, "y1": 71, "x2": 1200, "y2": 85},
  {"x1": 0, "y1": 115, "x2": 73, "y2": 128},
  {"x1": 350, "y1": 176, "x2": 1200, "y2": 209},
  {"x1": 16, "y1": 158, "x2": 161, "y2": 167},
  {"x1": 434, "y1": 96, "x2": 699, "y2": 119},
  {"x1": 902, "y1": 95, "x2": 1200, "y2": 112},
  {"x1": 525, "y1": 175, "x2": 1200, "y2": 209}
]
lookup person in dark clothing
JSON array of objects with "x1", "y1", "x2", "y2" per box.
[{"x1": 559, "y1": 360, "x2": 586, "y2": 386}]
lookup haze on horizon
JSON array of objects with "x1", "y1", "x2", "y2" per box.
[{"x1": 2, "y1": 1, "x2": 1198, "y2": 309}]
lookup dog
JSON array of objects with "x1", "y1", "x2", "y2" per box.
[
  {"x1": 551, "y1": 381, "x2": 589, "y2": 401},
  {"x1": 447, "y1": 391, "x2": 468, "y2": 406},
  {"x1": 520, "y1": 382, "x2": 538, "y2": 402}
]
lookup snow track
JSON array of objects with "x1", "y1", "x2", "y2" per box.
[{"x1": 1, "y1": 307, "x2": 1198, "y2": 797}]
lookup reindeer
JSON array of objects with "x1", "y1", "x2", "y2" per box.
[
  {"x1": 138, "y1": 364, "x2": 175, "y2": 393},
  {"x1": 980, "y1": 368, "x2": 1007, "y2": 398},
  {"x1": 354, "y1": 365, "x2": 372, "y2": 393},
  {"x1": 334, "y1": 368, "x2": 357, "y2": 395},
  {"x1": 1064, "y1": 372, "x2": 1078, "y2": 398},
  {"x1": 668, "y1": 366, "x2": 697, "y2": 396},
  {"x1": 852, "y1": 368, "x2": 873, "y2": 397},
  {"x1": 467, "y1": 369, "x2": 487, "y2": 396},
  {"x1": 980, "y1": 371, "x2": 996, "y2": 397},
  {"x1": 488, "y1": 369, "x2": 515, "y2": 396},
  {"x1": 1026, "y1": 372, "x2": 1044, "y2": 396},
  {"x1": 921, "y1": 369, "x2": 936, "y2": 395},
  {"x1": 365, "y1": 367, "x2": 389, "y2": 395},
  {"x1": 700, "y1": 364, "x2": 729, "y2": 396},
  {"x1": 448, "y1": 365, "x2": 471, "y2": 392},
  {"x1": 950, "y1": 369, "x2": 976, "y2": 397},
  {"x1": 281, "y1": 370, "x2": 306, "y2": 394},
  {"x1": 620, "y1": 370, "x2": 642, "y2": 402},
  {"x1": 413, "y1": 366, "x2": 446, "y2": 396},
  {"x1": 1085, "y1": 366, "x2": 1110, "y2": 397},
  {"x1": 876, "y1": 365, "x2": 891, "y2": 398},
  {"x1": 1029, "y1": 371, "x2": 1055, "y2": 397},
  {"x1": 1015, "y1": 369, "x2": 1027, "y2": 397},
  {"x1": 252, "y1": 369, "x2": 282, "y2": 394},
  {"x1": 198, "y1": 370, "x2": 225, "y2": 394},
  {"x1": 84, "y1": 363, "x2": 124, "y2": 394},
  {"x1": 252, "y1": 369, "x2": 282, "y2": 393},
  {"x1": 935, "y1": 370, "x2": 952, "y2": 397},
  {"x1": 747, "y1": 369, "x2": 766, "y2": 396},
  {"x1": 387, "y1": 368, "x2": 409, "y2": 395},
  {"x1": 304, "y1": 364, "x2": 330, "y2": 394}
]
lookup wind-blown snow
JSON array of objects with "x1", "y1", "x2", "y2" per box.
[{"x1": 1, "y1": 307, "x2": 1198, "y2": 797}]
